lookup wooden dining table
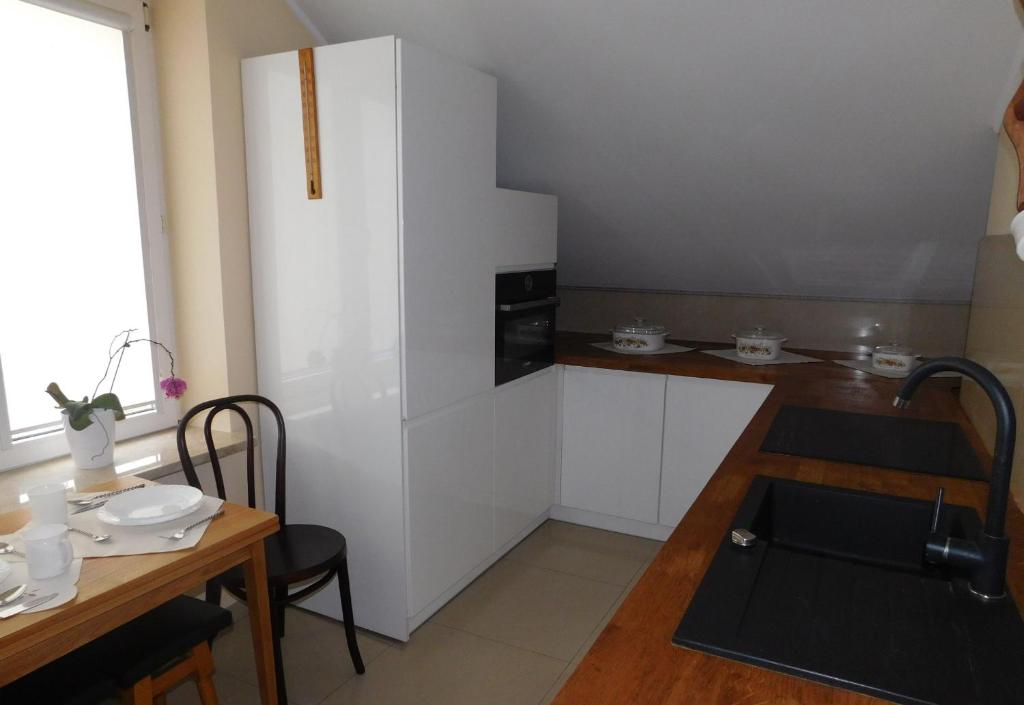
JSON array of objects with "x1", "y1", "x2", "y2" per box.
[{"x1": 0, "y1": 476, "x2": 281, "y2": 704}]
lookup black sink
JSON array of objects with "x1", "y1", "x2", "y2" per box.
[
  {"x1": 760, "y1": 405, "x2": 987, "y2": 481},
  {"x1": 674, "y1": 476, "x2": 1024, "y2": 705}
]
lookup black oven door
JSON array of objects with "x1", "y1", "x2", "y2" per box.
[
  {"x1": 495, "y1": 299, "x2": 557, "y2": 385},
  {"x1": 495, "y1": 270, "x2": 558, "y2": 386}
]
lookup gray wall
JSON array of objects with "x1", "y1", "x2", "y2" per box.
[{"x1": 295, "y1": 0, "x2": 1021, "y2": 304}]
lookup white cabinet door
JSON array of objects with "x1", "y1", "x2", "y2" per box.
[
  {"x1": 659, "y1": 376, "x2": 772, "y2": 527},
  {"x1": 407, "y1": 393, "x2": 495, "y2": 616},
  {"x1": 560, "y1": 366, "x2": 666, "y2": 523},
  {"x1": 494, "y1": 368, "x2": 557, "y2": 548},
  {"x1": 399, "y1": 40, "x2": 498, "y2": 419},
  {"x1": 494, "y1": 188, "x2": 557, "y2": 268}
]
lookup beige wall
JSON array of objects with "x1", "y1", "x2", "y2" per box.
[
  {"x1": 152, "y1": 0, "x2": 314, "y2": 415},
  {"x1": 963, "y1": 128, "x2": 1024, "y2": 504},
  {"x1": 987, "y1": 131, "x2": 1020, "y2": 238},
  {"x1": 559, "y1": 288, "x2": 969, "y2": 356}
]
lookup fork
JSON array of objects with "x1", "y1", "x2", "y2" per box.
[{"x1": 158, "y1": 510, "x2": 225, "y2": 541}]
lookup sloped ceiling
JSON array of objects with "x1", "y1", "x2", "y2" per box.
[{"x1": 292, "y1": 0, "x2": 1022, "y2": 302}]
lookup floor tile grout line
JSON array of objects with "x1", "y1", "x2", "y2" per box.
[
  {"x1": 210, "y1": 614, "x2": 393, "y2": 696},
  {"x1": 544, "y1": 560, "x2": 649, "y2": 691},
  {"x1": 311, "y1": 644, "x2": 395, "y2": 705},
  {"x1": 499, "y1": 553, "x2": 646, "y2": 588},
  {"x1": 426, "y1": 620, "x2": 575, "y2": 664},
  {"x1": 536, "y1": 660, "x2": 575, "y2": 705}
]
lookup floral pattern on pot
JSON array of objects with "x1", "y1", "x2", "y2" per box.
[
  {"x1": 613, "y1": 336, "x2": 650, "y2": 349},
  {"x1": 737, "y1": 343, "x2": 774, "y2": 358}
]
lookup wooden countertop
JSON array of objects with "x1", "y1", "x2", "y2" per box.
[{"x1": 552, "y1": 332, "x2": 1023, "y2": 705}]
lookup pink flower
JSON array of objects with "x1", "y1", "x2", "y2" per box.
[{"x1": 160, "y1": 376, "x2": 188, "y2": 399}]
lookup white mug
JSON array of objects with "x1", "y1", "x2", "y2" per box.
[
  {"x1": 23, "y1": 524, "x2": 73, "y2": 580},
  {"x1": 26, "y1": 483, "x2": 68, "y2": 526}
]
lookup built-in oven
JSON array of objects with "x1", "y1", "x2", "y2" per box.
[{"x1": 495, "y1": 269, "x2": 559, "y2": 386}]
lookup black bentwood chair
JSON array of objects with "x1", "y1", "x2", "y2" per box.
[{"x1": 176, "y1": 394, "x2": 365, "y2": 705}]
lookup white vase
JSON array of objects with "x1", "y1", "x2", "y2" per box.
[{"x1": 63, "y1": 408, "x2": 116, "y2": 469}]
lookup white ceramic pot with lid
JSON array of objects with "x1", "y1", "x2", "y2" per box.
[
  {"x1": 613, "y1": 318, "x2": 669, "y2": 352},
  {"x1": 733, "y1": 326, "x2": 787, "y2": 360},
  {"x1": 872, "y1": 343, "x2": 919, "y2": 371}
]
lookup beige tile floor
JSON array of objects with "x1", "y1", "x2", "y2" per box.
[{"x1": 162, "y1": 520, "x2": 662, "y2": 705}]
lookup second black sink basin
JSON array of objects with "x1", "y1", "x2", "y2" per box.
[
  {"x1": 761, "y1": 405, "x2": 986, "y2": 481},
  {"x1": 674, "y1": 476, "x2": 1024, "y2": 705}
]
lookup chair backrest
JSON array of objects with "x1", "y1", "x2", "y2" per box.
[{"x1": 176, "y1": 394, "x2": 287, "y2": 523}]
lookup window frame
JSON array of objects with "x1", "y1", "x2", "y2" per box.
[{"x1": 0, "y1": 0, "x2": 178, "y2": 471}]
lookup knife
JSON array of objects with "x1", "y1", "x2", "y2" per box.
[
  {"x1": 0, "y1": 592, "x2": 57, "y2": 619},
  {"x1": 71, "y1": 501, "x2": 108, "y2": 515}
]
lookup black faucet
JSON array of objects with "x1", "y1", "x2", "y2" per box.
[{"x1": 894, "y1": 357, "x2": 1017, "y2": 600}]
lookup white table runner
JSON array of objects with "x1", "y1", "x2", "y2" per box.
[
  {"x1": 0, "y1": 559, "x2": 82, "y2": 614},
  {"x1": 1, "y1": 495, "x2": 225, "y2": 559}
]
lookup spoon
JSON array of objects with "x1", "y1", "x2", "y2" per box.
[
  {"x1": 0, "y1": 585, "x2": 28, "y2": 606},
  {"x1": 0, "y1": 542, "x2": 23, "y2": 557},
  {"x1": 69, "y1": 527, "x2": 111, "y2": 543},
  {"x1": 159, "y1": 510, "x2": 225, "y2": 540}
]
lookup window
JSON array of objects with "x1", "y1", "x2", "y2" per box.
[{"x1": 0, "y1": 0, "x2": 176, "y2": 470}]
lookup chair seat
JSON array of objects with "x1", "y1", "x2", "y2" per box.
[
  {"x1": 85, "y1": 595, "x2": 232, "y2": 687},
  {"x1": 0, "y1": 652, "x2": 118, "y2": 705},
  {"x1": 221, "y1": 524, "x2": 347, "y2": 590}
]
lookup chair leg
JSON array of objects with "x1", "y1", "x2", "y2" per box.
[
  {"x1": 205, "y1": 578, "x2": 222, "y2": 606},
  {"x1": 270, "y1": 599, "x2": 289, "y2": 705},
  {"x1": 193, "y1": 641, "x2": 220, "y2": 705},
  {"x1": 125, "y1": 677, "x2": 155, "y2": 705},
  {"x1": 154, "y1": 696, "x2": 167, "y2": 705},
  {"x1": 337, "y1": 560, "x2": 365, "y2": 674},
  {"x1": 273, "y1": 588, "x2": 287, "y2": 639}
]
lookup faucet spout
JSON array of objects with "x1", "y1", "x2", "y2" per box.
[{"x1": 894, "y1": 357, "x2": 1017, "y2": 599}]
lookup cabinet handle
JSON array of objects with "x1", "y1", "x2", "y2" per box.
[{"x1": 498, "y1": 296, "x2": 561, "y2": 312}]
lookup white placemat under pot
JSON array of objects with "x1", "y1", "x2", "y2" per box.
[
  {"x1": 833, "y1": 359, "x2": 961, "y2": 379},
  {"x1": 701, "y1": 348, "x2": 824, "y2": 366}
]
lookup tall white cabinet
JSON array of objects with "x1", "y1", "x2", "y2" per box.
[{"x1": 243, "y1": 37, "x2": 557, "y2": 641}]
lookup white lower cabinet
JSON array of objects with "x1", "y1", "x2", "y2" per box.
[
  {"x1": 557, "y1": 365, "x2": 773, "y2": 538},
  {"x1": 407, "y1": 393, "x2": 495, "y2": 617},
  {"x1": 494, "y1": 368, "x2": 558, "y2": 549},
  {"x1": 560, "y1": 366, "x2": 667, "y2": 523},
  {"x1": 658, "y1": 376, "x2": 772, "y2": 527}
]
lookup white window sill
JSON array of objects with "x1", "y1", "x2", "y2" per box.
[{"x1": 0, "y1": 427, "x2": 248, "y2": 514}]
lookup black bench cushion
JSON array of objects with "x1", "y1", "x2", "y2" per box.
[{"x1": 85, "y1": 595, "x2": 232, "y2": 687}]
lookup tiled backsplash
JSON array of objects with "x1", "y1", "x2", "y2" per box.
[
  {"x1": 961, "y1": 234, "x2": 1024, "y2": 504},
  {"x1": 558, "y1": 287, "x2": 969, "y2": 357}
]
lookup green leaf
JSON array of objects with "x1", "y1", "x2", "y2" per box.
[
  {"x1": 45, "y1": 382, "x2": 70, "y2": 409},
  {"x1": 91, "y1": 393, "x2": 126, "y2": 421},
  {"x1": 64, "y1": 401, "x2": 94, "y2": 431}
]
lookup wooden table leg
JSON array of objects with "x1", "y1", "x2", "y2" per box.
[{"x1": 244, "y1": 540, "x2": 278, "y2": 705}]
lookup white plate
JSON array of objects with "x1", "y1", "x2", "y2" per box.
[{"x1": 97, "y1": 485, "x2": 204, "y2": 526}]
